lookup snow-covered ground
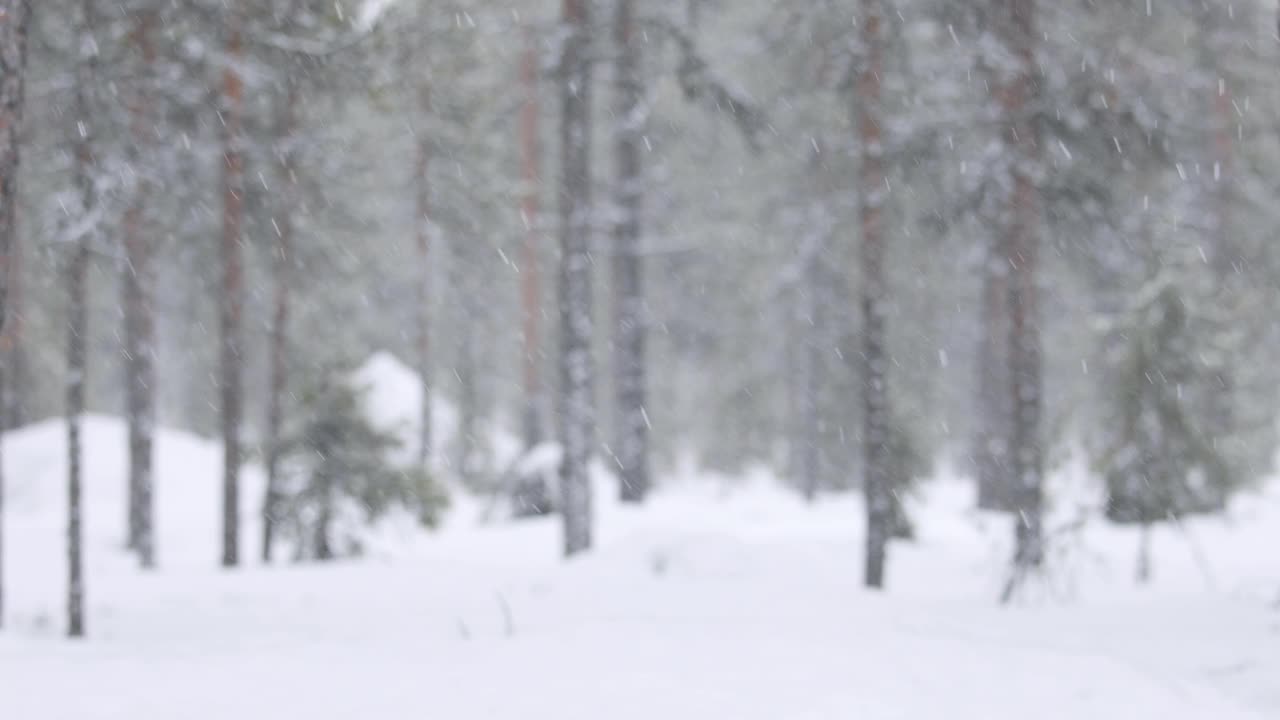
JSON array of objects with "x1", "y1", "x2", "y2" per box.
[{"x1": 1, "y1": 357, "x2": 1276, "y2": 719}]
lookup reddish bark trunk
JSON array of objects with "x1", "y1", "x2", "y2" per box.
[
  {"x1": 415, "y1": 84, "x2": 432, "y2": 469},
  {"x1": 995, "y1": 0, "x2": 1045, "y2": 590},
  {"x1": 0, "y1": 0, "x2": 30, "y2": 337},
  {"x1": 220, "y1": 6, "x2": 245, "y2": 569},
  {"x1": 263, "y1": 75, "x2": 298, "y2": 564},
  {"x1": 0, "y1": 0, "x2": 31, "y2": 620},
  {"x1": 123, "y1": 9, "x2": 157, "y2": 568},
  {"x1": 856, "y1": 0, "x2": 889, "y2": 590},
  {"x1": 613, "y1": 0, "x2": 649, "y2": 503},
  {"x1": 520, "y1": 30, "x2": 544, "y2": 449},
  {"x1": 559, "y1": 0, "x2": 595, "y2": 556},
  {"x1": 68, "y1": 0, "x2": 98, "y2": 637}
]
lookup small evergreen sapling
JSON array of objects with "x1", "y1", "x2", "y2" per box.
[
  {"x1": 1094, "y1": 274, "x2": 1232, "y2": 582},
  {"x1": 277, "y1": 365, "x2": 449, "y2": 560}
]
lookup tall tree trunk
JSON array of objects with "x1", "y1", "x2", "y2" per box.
[
  {"x1": 220, "y1": 4, "x2": 245, "y2": 569},
  {"x1": 1206, "y1": 85, "x2": 1234, "y2": 504},
  {"x1": 1, "y1": 224, "x2": 25, "y2": 430},
  {"x1": 67, "y1": 238, "x2": 89, "y2": 639},
  {"x1": 973, "y1": 247, "x2": 1013, "y2": 511},
  {"x1": 1196, "y1": 7, "x2": 1236, "y2": 491},
  {"x1": 994, "y1": 0, "x2": 1045, "y2": 592},
  {"x1": 797, "y1": 224, "x2": 822, "y2": 503},
  {"x1": 612, "y1": 0, "x2": 649, "y2": 503},
  {"x1": 67, "y1": 230, "x2": 89, "y2": 640},
  {"x1": 263, "y1": 74, "x2": 298, "y2": 564},
  {"x1": 1135, "y1": 522, "x2": 1152, "y2": 584},
  {"x1": 414, "y1": 83, "x2": 432, "y2": 470},
  {"x1": 0, "y1": 215, "x2": 10, "y2": 628},
  {"x1": 559, "y1": 0, "x2": 594, "y2": 556},
  {"x1": 856, "y1": 0, "x2": 890, "y2": 590},
  {"x1": 0, "y1": 210, "x2": 15, "y2": 630},
  {"x1": 0, "y1": 0, "x2": 31, "y2": 630},
  {"x1": 68, "y1": 0, "x2": 97, "y2": 636},
  {"x1": 455, "y1": 241, "x2": 482, "y2": 486},
  {"x1": 123, "y1": 9, "x2": 157, "y2": 568},
  {"x1": 0, "y1": 0, "x2": 30, "y2": 340},
  {"x1": 784, "y1": 303, "x2": 802, "y2": 486},
  {"x1": 312, "y1": 465, "x2": 333, "y2": 561},
  {"x1": 798, "y1": 287, "x2": 822, "y2": 502},
  {"x1": 0, "y1": 368, "x2": 5, "y2": 628},
  {"x1": 519, "y1": 29, "x2": 545, "y2": 450}
]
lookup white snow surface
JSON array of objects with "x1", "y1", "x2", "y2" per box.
[{"x1": 1, "y1": 358, "x2": 1277, "y2": 719}]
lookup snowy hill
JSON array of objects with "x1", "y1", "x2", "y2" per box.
[{"x1": 0, "y1": 380, "x2": 1277, "y2": 717}]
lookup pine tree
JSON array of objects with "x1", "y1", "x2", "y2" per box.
[
  {"x1": 856, "y1": 0, "x2": 890, "y2": 590},
  {"x1": 220, "y1": 2, "x2": 246, "y2": 568},
  {"x1": 1192, "y1": 3, "x2": 1239, "y2": 477},
  {"x1": 280, "y1": 365, "x2": 448, "y2": 561},
  {"x1": 558, "y1": 0, "x2": 595, "y2": 556},
  {"x1": 612, "y1": 0, "x2": 650, "y2": 504},
  {"x1": 512, "y1": 25, "x2": 553, "y2": 518},
  {"x1": 973, "y1": 239, "x2": 1014, "y2": 511},
  {"x1": 123, "y1": 5, "x2": 158, "y2": 569},
  {"x1": 452, "y1": 229, "x2": 493, "y2": 490},
  {"x1": 66, "y1": 203, "x2": 89, "y2": 639},
  {"x1": 0, "y1": 367, "x2": 4, "y2": 628},
  {"x1": 0, "y1": 0, "x2": 29, "y2": 339},
  {"x1": 991, "y1": 0, "x2": 1046, "y2": 598},
  {"x1": 67, "y1": 0, "x2": 99, "y2": 637},
  {"x1": 413, "y1": 78, "x2": 433, "y2": 470},
  {"x1": 0, "y1": 0, "x2": 31, "y2": 631},
  {"x1": 0, "y1": 239, "x2": 26, "y2": 433},
  {"x1": 519, "y1": 26, "x2": 545, "y2": 451},
  {"x1": 1096, "y1": 267, "x2": 1230, "y2": 583},
  {"x1": 793, "y1": 193, "x2": 827, "y2": 503},
  {"x1": 263, "y1": 70, "x2": 299, "y2": 564}
]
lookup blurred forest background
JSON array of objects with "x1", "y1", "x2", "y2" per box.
[{"x1": 0, "y1": 0, "x2": 1279, "y2": 614}]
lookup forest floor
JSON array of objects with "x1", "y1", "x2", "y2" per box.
[{"x1": 0, "y1": 359, "x2": 1276, "y2": 718}]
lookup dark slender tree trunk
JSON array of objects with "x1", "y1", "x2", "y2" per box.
[
  {"x1": 512, "y1": 29, "x2": 553, "y2": 518},
  {"x1": 220, "y1": 5, "x2": 245, "y2": 568},
  {"x1": 1136, "y1": 522, "x2": 1152, "y2": 584},
  {"x1": 559, "y1": 0, "x2": 594, "y2": 556},
  {"x1": 1206, "y1": 92, "x2": 1234, "y2": 506},
  {"x1": 612, "y1": 0, "x2": 649, "y2": 503},
  {"x1": 784, "y1": 307, "x2": 802, "y2": 488},
  {"x1": 263, "y1": 75, "x2": 298, "y2": 564},
  {"x1": 123, "y1": 9, "x2": 157, "y2": 568},
  {"x1": 67, "y1": 231, "x2": 88, "y2": 639},
  {"x1": 996, "y1": 0, "x2": 1045, "y2": 589},
  {"x1": 67, "y1": 238, "x2": 89, "y2": 640},
  {"x1": 1, "y1": 222, "x2": 25, "y2": 431},
  {"x1": 415, "y1": 84, "x2": 432, "y2": 470},
  {"x1": 312, "y1": 466, "x2": 333, "y2": 561},
  {"x1": 520, "y1": 30, "x2": 545, "y2": 450},
  {"x1": 797, "y1": 229, "x2": 822, "y2": 503},
  {"x1": 1199, "y1": 8, "x2": 1236, "y2": 489},
  {"x1": 0, "y1": 366, "x2": 4, "y2": 628},
  {"x1": 0, "y1": 0, "x2": 31, "y2": 630},
  {"x1": 856, "y1": 0, "x2": 890, "y2": 590},
  {"x1": 0, "y1": 0, "x2": 30, "y2": 340},
  {"x1": 68, "y1": 0, "x2": 97, "y2": 636},
  {"x1": 0, "y1": 211, "x2": 15, "y2": 630},
  {"x1": 455, "y1": 241, "x2": 482, "y2": 486},
  {"x1": 974, "y1": 245, "x2": 1013, "y2": 511}
]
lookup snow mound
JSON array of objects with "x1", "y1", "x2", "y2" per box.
[
  {"x1": 351, "y1": 350, "x2": 523, "y2": 477},
  {"x1": 352, "y1": 350, "x2": 452, "y2": 465}
]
